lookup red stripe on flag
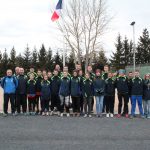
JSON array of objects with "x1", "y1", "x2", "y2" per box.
[{"x1": 51, "y1": 11, "x2": 59, "y2": 21}]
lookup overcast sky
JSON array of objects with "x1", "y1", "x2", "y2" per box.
[{"x1": 0, "y1": 0, "x2": 150, "y2": 57}]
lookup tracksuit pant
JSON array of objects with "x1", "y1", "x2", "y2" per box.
[
  {"x1": 118, "y1": 93, "x2": 129, "y2": 115},
  {"x1": 84, "y1": 97, "x2": 92, "y2": 115},
  {"x1": 51, "y1": 94, "x2": 60, "y2": 111},
  {"x1": 41, "y1": 99, "x2": 49, "y2": 112},
  {"x1": 143, "y1": 100, "x2": 150, "y2": 117},
  {"x1": 105, "y1": 95, "x2": 115, "y2": 114},
  {"x1": 80, "y1": 95, "x2": 84, "y2": 113},
  {"x1": 95, "y1": 96, "x2": 104, "y2": 115},
  {"x1": 59, "y1": 95, "x2": 70, "y2": 113},
  {"x1": 4, "y1": 93, "x2": 15, "y2": 114},
  {"x1": 16, "y1": 94, "x2": 27, "y2": 113},
  {"x1": 35, "y1": 95, "x2": 41, "y2": 113},
  {"x1": 72, "y1": 97, "x2": 80, "y2": 113},
  {"x1": 28, "y1": 97, "x2": 36, "y2": 112},
  {"x1": 131, "y1": 95, "x2": 144, "y2": 116}
]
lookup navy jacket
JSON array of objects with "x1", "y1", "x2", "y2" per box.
[
  {"x1": 41, "y1": 80, "x2": 51, "y2": 100},
  {"x1": 59, "y1": 77, "x2": 71, "y2": 97},
  {"x1": 116, "y1": 76, "x2": 128, "y2": 94},
  {"x1": 16, "y1": 75, "x2": 28, "y2": 94},
  {"x1": 105, "y1": 78, "x2": 116, "y2": 96},
  {"x1": 71, "y1": 77, "x2": 81, "y2": 97},
  {"x1": 51, "y1": 76, "x2": 61, "y2": 95},
  {"x1": 131, "y1": 77, "x2": 144, "y2": 96},
  {"x1": 93, "y1": 76, "x2": 105, "y2": 96},
  {"x1": 144, "y1": 79, "x2": 150, "y2": 100},
  {"x1": 27, "y1": 80, "x2": 36, "y2": 95},
  {"x1": 36, "y1": 76, "x2": 43, "y2": 92},
  {"x1": 82, "y1": 79, "x2": 93, "y2": 97}
]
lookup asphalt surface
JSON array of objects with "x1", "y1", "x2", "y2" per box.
[{"x1": 0, "y1": 115, "x2": 149, "y2": 150}]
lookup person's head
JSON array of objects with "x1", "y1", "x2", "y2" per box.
[
  {"x1": 53, "y1": 70, "x2": 59, "y2": 76},
  {"x1": 63, "y1": 71, "x2": 68, "y2": 77},
  {"x1": 85, "y1": 72, "x2": 90, "y2": 79},
  {"x1": 30, "y1": 67, "x2": 34, "y2": 73},
  {"x1": 29, "y1": 73, "x2": 34, "y2": 80},
  {"x1": 118, "y1": 69, "x2": 125, "y2": 76},
  {"x1": 19, "y1": 68, "x2": 24, "y2": 75},
  {"x1": 6, "y1": 69, "x2": 13, "y2": 77},
  {"x1": 128, "y1": 72, "x2": 133, "y2": 78},
  {"x1": 87, "y1": 65, "x2": 92, "y2": 72},
  {"x1": 134, "y1": 70, "x2": 140, "y2": 77},
  {"x1": 95, "y1": 69, "x2": 101, "y2": 77},
  {"x1": 73, "y1": 70, "x2": 78, "y2": 77},
  {"x1": 47, "y1": 71, "x2": 52, "y2": 78},
  {"x1": 43, "y1": 75, "x2": 48, "y2": 81},
  {"x1": 15, "y1": 67, "x2": 20, "y2": 75},
  {"x1": 108, "y1": 72, "x2": 113, "y2": 78},
  {"x1": 104, "y1": 65, "x2": 109, "y2": 73},
  {"x1": 63, "y1": 66, "x2": 68, "y2": 72},
  {"x1": 76, "y1": 64, "x2": 81, "y2": 71},
  {"x1": 42, "y1": 70, "x2": 47, "y2": 76},
  {"x1": 145, "y1": 74, "x2": 150, "y2": 80},
  {"x1": 78, "y1": 70, "x2": 83, "y2": 76},
  {"x1": 37, "y1": 69, "x2": 42, "y2": 76},
  {"x1": 55, "y1": 64, "x2": 60, "y2": 71}
]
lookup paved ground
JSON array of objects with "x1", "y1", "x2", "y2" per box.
[{"x1": 0, "y1": 115, "x2": 149, "y2": 150}]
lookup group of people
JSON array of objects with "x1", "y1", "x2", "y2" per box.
[{"x1": 0, "y1": 64, "x2": 150, "y2": 119}]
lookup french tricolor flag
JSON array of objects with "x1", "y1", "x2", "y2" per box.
[{"x1": 51, "y1": 0, "x2": 63, "y2": 21}]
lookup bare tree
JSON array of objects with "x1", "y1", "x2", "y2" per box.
[{"x1": 56, "y1": 0, "x2": 111, "y2": 71}]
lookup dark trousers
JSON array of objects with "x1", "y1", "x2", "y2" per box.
[
  {"x1": 91, "y1": 97, "x2": 94, "y2": 111},
  {"x1": 35, "y1": 95, "x2": 41, "y2": 113},
  {"x1": 105, "y1": 95, "x2": 115, "y2": 114},
  {"x1": 41, "y1": 99, "x2": 49, "y2": 112},
  {"x1": 102, "y1": 96, "x2": 107, "y2": 113},
  {"x1": 51, "y1": 94, "x2": 60, "y2": 111},
  {"x1": 4, "y1": 93, "x2": 15, "y2": 114},
  {"x1": 84, "y1": 97, "x2": 92, "y2": 115},
  {"x1": 118, "y1": 93, "x2": 129, "y2": 114},
  {"x1": 16, "y1": 94, "x2": 27, "y2": 113},
  {"x1": 80, "y1": 95, "x2": 84, "y2": 113},
  {"x1": 28, "y1": 98, "x2": 36, "y2": 112},
  {"x1": 72, "y1": 97, "x2": 80, "y2": 113}
]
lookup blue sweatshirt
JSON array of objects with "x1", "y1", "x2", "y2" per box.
[{"x1": 1, "y1": 76, "x2": 18, "y2": 94}]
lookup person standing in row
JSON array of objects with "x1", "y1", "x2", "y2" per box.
[
  {"x1": 1, "y1": 69, "x2": 18, "y2": 116},
  {"x1": 40, "y1": 75, "x2": 51, "y2": 116},
  {"x1": 59, "y1": 71, "x2": 71, "y2": 117},
  {"x1": 116, "y1": 69, "x2": 129, "y2": 118},
  {"x1": 27, "y1": 74, "x2": 36, "y2": 115},
  {"x1": 82, "y1": 73, "x2": 93, "y2": 118},
  {"x1": 130, "y1": 70, "x2": 144, "y2": 119},
  {"x1": 16, "y1": 68, "x2": 28, "y2": 115},
  {"x1": 50, "y1": 70, "x2": 61, "y2": 116},
  {"x1": 143, "y1": 74, "x2": 150, "y2": 119},
  {"x1": 71, "y1": 70, "x2": 81, "y2": 117},
  {"x1": 105, "y1": 72, "x2": 115, "y2": 117},
  {"x1": 93, "y1": 69, "x2": 105, "y2": 117}
]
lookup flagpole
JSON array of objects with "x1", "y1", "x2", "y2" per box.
[{"x1": 63, "y1": 35, "x2": 65, "y2": 67}]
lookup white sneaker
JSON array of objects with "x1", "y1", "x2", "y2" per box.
[
  {"x1": 46, "y1": 112, "x2": 49, "y2": 116},
  {"x1": 84, "y1": 114, "x2": 87, "y2": 118},
  {"x1": 60, "y1": 113, "x2": 63, "y2": 117},
  {"x1": 50, "y1": 111, "x2": 53, "y2": 116},
  {"x1": 106, "y1": 113, "x2": 109, "y2": 118},
  {"x1": 67, "y1": 113, "x2": 70, "y2": 117},
  {"x1": 110, "y1": 113, "x2": 114, "y2": 118},
  {"x1": 89, "y1": 115, "x2": 92, "y2": 118},
  {"x1": 57, "y1": 112, "x2": 60, "y2": 116}
]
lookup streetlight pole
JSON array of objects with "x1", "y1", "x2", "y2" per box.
[{"x1": 130, "y1": 21, "x2": 136, "y2": 76}]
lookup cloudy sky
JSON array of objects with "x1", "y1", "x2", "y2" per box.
[{"x1": 0, "y1": 0, "x2": 150, "y2": 57}]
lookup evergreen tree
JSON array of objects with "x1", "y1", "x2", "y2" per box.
[
  {"x1": 31, "y1": 47, "x2": 38, "y2": 68},
  {"x1": 23, "y1": 44, "x2": 31, "y2": 69},
  {"x1": 97, "y1": 49, "x2": 108, "y2": 65},
  {"x1": 16, "y1": 53, "x2": 24, "y2": 67},
  {"x1": 53, "y1": 51, "x2": 63, "y2": 68},
  {"x1": 46, "y1": 48, "x2": 53, "y2": 70},
  {"x1": 38, "y1": 44, "x2": 47, "y2": 68},
  {"x1": 136, "y1": 28, "x2": 150, "y2": 64},
  {"x1": 110, "y1": 34, "x2": 124, "y2": 69},
  {"x1": 9, "y1": 46, "x2": 16, "y2": 68}
]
